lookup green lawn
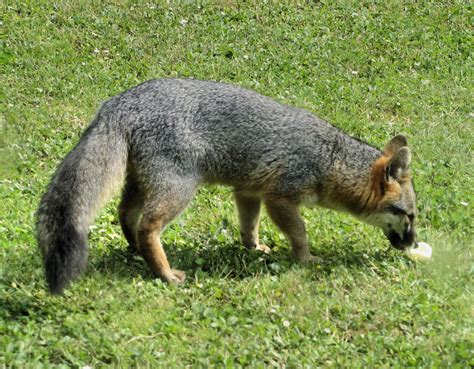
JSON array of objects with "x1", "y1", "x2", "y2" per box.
[{"x1": 1, "y1": 1, "x2": 472, "y2": 367}]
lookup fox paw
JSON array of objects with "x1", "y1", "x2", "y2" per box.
[
  {"x1": 297, "y1": 254, "x2": 322, "y2": 264},
  {"x1": 161, "y1": 269, "x2": 186, "y2": 284},
  {"x1": 255, "y1": 244, "x2": 271, "y2": 254}
]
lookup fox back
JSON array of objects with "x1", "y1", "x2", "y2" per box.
[{"x1": 111, "y1": 79, "x2": 380, "y2": 194}]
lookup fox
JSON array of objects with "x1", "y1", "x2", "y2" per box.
[{"x1": 37, "y1": 78, "x2": 417, "y2": 294}]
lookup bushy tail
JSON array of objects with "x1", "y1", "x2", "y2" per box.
[{"x1": 36, "y1": 116, "x2": 128, "y2": 294}]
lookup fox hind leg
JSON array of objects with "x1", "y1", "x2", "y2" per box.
[
  {"x1": 235, "y1": 192, "x2": 270, "y2": 254},
  {"x1": 137, "y1": 177, "x2": 196, "y2": 283},
  {"x1": 119, "y1": 176, "x2": 144, "y2": 253}
]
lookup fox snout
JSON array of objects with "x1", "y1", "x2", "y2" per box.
[{"x1": 386, "y1": 225, "x2": 416, "y2": 250}]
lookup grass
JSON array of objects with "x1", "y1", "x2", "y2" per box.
[{"x1": 1, "y1": 0, "x2": 472, "y2": 367}]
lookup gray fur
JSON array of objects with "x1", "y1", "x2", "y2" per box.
[
  {"x1": 116, "y1": 79, "x2": 381, "y2": 193},
  {"x1": 37, "y1": 109, "x2": 128, "y2": 294},
  {"x1": 37, "y1": 78, "x2": 413, "y2": 294}
]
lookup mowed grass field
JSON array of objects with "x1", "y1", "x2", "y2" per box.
[{"x1": 1, "y1": 1, "x2": 472, "y2": 367}]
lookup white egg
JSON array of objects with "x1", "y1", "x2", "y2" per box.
[{"x1": 405, "y1": 242, "x2": 432, "y2": 261}]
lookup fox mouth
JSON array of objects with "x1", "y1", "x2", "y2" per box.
[{"x1": 386, "y1": 230, "x2": 415, "y2": 250}]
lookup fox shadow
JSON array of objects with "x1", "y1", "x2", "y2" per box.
[
  {"x1": 90, "y1": 239, "x2": 398, "y2": 283},
  {"x1": 2, "y1": 240, "x2": 399, "y2": 324}
]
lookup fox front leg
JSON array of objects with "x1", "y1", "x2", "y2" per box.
[
  {"x1": 234, "y1": 191, "x2": 271, "y2": 254},
  {"x1": 265, "y1": 197, "x2": 317, "y2": 263}
]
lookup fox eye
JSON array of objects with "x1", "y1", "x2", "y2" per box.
[{"x1": 389, "y1": 206, "x2": 406, "y2": 216}]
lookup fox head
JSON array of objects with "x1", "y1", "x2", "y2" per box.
[{"x1": 364, "y1": 135, "x2": 417, "y2": 249}]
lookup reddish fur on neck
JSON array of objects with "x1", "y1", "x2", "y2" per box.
[
  {"x1": 321, "y1": 152, "x2": 411, "y2": 215},
  {"x1": 362, "y1": 154, "x2": 411, "y2": 212}
]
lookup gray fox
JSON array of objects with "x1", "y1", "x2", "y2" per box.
[{"x1": 37, "y1": 78, "x2": 417, "y2": 294}]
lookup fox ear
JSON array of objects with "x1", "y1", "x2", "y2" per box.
[
  {"x1": 385, "y1": 147, "x2": 411, "y2": 182},
  {"x1": 383, "y1": 135, "x2": 408, "y2": 156}
]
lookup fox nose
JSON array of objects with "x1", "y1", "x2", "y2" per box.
[
  {"x1": 403, "y1": 228, "x2": 415, "y2": 246},
  {"x1": 387, "y1": 228, "x2": 416, "y2": 250}
]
